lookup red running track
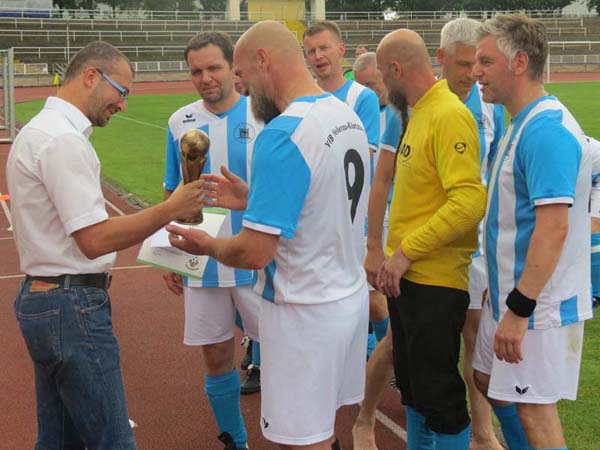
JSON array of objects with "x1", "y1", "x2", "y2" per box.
[{"x1": 0, "y1": 81, "x2": 408, "y2": 450}]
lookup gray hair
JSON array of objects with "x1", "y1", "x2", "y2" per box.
[
  {"x1": 478, "y1": 14, "x2": 547, "y2": 81},
  {"x1": 64, "y1": 41, "x2": 133, "y2": 83},
  {"x1": 440, "y1": 18, "x2": 482, "y2": 52},
  {"x1": 353, "y1": 51, "x2": 377, "y2": 72}
]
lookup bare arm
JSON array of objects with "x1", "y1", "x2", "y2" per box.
[
  {"x1": 365, "y1": 151, "x2": 395, "y2": 285},
  {"x1": 166, "y1": 225, "x2": 279, "y2": 270},
  {"x1": 495, "y1": 203, "x2": 569, "y2": 363},
  {"x1": 72, "y1": 179, "x2": 205, "y2": 260},
  {"x1": 516, "y1": 203, "x2": 569, "y2": 298}
]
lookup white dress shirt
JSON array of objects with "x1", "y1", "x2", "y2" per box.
[{"x1": 7, "y1": 96, "x2": 115, "y2": 275}]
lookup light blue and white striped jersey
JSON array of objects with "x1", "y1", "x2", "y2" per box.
[
  {"x1": 588, "y1": 137, "x2": 600, "y2": 297},
  {"x1": 484, "y1": 96, "x2": 593, "y2": 329},
  {"x1": 243, "y1": 93, "x2": 370, "y2": 305},
  {"x1": 163, "y1": 96, "x2": 263, "y2": 288},
  {"x1": 332, "y1": 79, "x2": 380, "y2": 153},
  {"x1": 379, "y1": 104, "x2": 402, "y2": 155},
  {"x1": 379, "y1": 104, "x2": 403, "y2": 207},
  {"x1": 465, "y1": 83, "x2": 506, "y2": 257}
]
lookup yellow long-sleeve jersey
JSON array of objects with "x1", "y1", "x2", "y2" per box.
[{"x1": 386, "y1": 79, "x2": 487, "y2": 291}]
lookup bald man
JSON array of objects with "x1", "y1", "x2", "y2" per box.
[
  {"x1": 166, "y1": 21, "x2": 371, "y2": 450},
  {"x1": 373, "y1": 30, "x2": 486, "y2": 450}
]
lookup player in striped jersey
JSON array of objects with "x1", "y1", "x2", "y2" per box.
[
  {"x1": 473, "y1": 15, "x2": 593, "y2": 450},
  {"x1": 589, "y1": 137, "x2": 600, "y2": 309},
  {"x1": 303, "y1": 20, "x2": 381, "y2": 359},
  {"x1": 162, "y1": 32, "x2": 263, "y2": 450},
  {"x1": 167, "y1": 21, "x2": 370, "y2": 450},
  {"x1": 436, "y1": 18, "x2": 506, "y2": 450},
  {"x1": 303, "y1": 21, "x2": 380, "y2": 156}
]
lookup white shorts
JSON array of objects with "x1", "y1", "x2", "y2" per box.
[
  {"x1": 473, "y1": 301, "x2": 584, "y2": 403},
  {"x1": 259, "y1": 285, "x2": 369, "y2": 445},
  {"x1": 468, "y1": 256, "x2": 487, "y2": 310},
  {"x1": 183, "y1": 285, "x2": 259, "y2": 346}
]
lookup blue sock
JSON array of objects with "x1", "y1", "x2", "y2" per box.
[
  {"x1": 371, "y1": 317, "x2": 389, "y2": 342},
  {"x1": 366, "y1": 332, "x2": 377, "y2": 358},
  {"x1": 435, "y1": 424, "x2": 471, "y2": 450},
  {"x1": 406, "y1": 406, "x2": 435, "y2": 450},
  {"x1": 205, "y1": 370, "x2": 247, "y2": 448},
  {"x1": 493, "y1": 403, "x2": 531, "y2": 450},
  {"x1": 234, "y1": 310, "x2": 244, "y2": 331},
  {"x1": 251, "y1": 340, "x2": 261, "y2": 366}
]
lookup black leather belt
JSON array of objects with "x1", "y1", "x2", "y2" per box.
[{"x1": 25, "y1": 273, "x2": 112, "y2": 290}]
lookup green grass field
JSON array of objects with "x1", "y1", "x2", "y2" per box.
[{"x1": 15, "y1": 82, "x2": 600, "y2": 449}]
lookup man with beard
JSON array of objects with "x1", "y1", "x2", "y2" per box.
[
  {"x1": 7, "y1": 41, "x2": 205, "y2": 450},
  {"x1": 161, "y1": 32, "x2": 263, "y2": 450},
  {"x1": 374, "y1": 29, "x2": 486, "y2": 450},
  {"x1": 166, "y1": 20, "x2": 371, "y2": 450},
  {"x1": 436, "y1": 18, "x2": 506, "y2": 450},
  {"x1": 472, "y1": 15, "x2": 592, "y2": 450},
  {"x1": 351, "y1": 50, "x2": 405, "y2": 450}
]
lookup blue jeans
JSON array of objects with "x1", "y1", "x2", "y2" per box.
[{"x1": 14, "y1": 279, "x2": 136, "y2": 450}]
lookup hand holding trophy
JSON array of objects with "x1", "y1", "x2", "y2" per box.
[{"x1": 178, "y1": 129, "x2": 210, "y2": 224}]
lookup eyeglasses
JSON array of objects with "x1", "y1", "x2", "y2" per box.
[{"x1": 96, "y1": 67, "x2": 129, "y2": 100}]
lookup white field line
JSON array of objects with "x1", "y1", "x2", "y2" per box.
[
  {"x1": 113, "y1": 114, "x2": 166, "y2": 130},
  {"x1": 0, "y1": 191, "x2": 12, "y2": 230},
  {"x1": 375, "y1": 410, "x2": 408, "y2": 442}
]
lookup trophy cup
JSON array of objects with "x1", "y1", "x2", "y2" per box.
[{"x1": 177, "y1": 129, "x2": 210, "y2": 225}]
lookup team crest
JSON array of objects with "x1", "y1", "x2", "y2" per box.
[
  {"x1": 234, "y1": 122, "x2": 256, "y2": 143},
  {"x1": 185, "y1": 256, "x2": 201, "y2": 272}
]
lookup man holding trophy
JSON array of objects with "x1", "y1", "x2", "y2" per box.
[{"x1": 161, "y1": 32, "x2": 263, "y2": 450}]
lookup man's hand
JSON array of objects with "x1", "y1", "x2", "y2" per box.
[
  {"x1": 166, "y1": 224, "x2": 213, "y2": 256},
  {"x1": 202, "y1": 165, "x2": 249, "y2": 211},
  {"x1": 377, "y1": 246, "x2": 412, "y2": 298},
  {"x1": 494, "y1": 309, "x2": 529, "y2": 364},
  {"x1": 364, "y1": 246, "x2": 385, "y2": 288},
  {"x1": 166, "y1": 179, "x2": 205, "y2": 222},
  {"x1": 162, "y1": 272, "x2": 183, "y2": 296}
]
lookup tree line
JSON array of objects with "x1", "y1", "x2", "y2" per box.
[{"x1": 52, "y1": 0, "x2": 597, "y2": 14}]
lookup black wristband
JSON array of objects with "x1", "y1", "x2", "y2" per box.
[{"x1": 506, "y1": 288, "x2": 537, "y2": 318}]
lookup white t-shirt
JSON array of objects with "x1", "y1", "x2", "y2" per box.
[
  {"x1": 7, "y1": 96, "x2": 114, "y2": 275},
  {"x1": 243, "y1": 93, "x2": 370, "y2": 305}
]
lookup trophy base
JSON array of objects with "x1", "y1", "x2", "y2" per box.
[{"x1": 175, "y1": 214, "x2": 204, "y2": 226}]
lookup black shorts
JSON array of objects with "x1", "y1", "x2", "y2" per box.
[{"x1": 387, "y1": 278, "x2": 470, "y2": 434}]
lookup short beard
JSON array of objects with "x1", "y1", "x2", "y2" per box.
[
  {"x1": 251, "y1": 92, "x2": 280, "y2": 124},
  {"x1": 388, "y1": 90, "x2": 408, "y2": 113}
]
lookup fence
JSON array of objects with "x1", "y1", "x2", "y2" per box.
[{"x1": 0, "y1": 48, "x2": 16, "y2": 143}]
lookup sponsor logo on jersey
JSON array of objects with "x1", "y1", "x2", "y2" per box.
[
  {"x1": 183, "y1": 113, "x2": 196, "y2": 124},
  {"x1": 454, "y1": 142, "x2": 467, "y2": 154}
]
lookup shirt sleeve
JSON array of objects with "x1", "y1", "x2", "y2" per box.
[
  {"x1": 243, "y1": 129, "x2": 311, "y2": 239},
  {"x1": 518, "y1": 119, "x2": 581, "y2": 207},
  {"x1": 588, "y1": 136, "x2": 600, "y2": 179},
  {"x1": 163, "y1": 126, "x2": 181, "y2": 191},
  {"x1": 380, "y1": 110, "x2": 402, "y2": 154},
  {"x1": 38, "y1": 133, "x2": 109, "y2": 235},
  {"x1": 401, "y1": 106, "x2": 486, "y2": 261},
  {"x1": 356, "y1": 89, "x2": 380, "y2": 152}
]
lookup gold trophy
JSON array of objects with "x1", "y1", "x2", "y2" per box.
[{"x1": 178, "y1": 129, "x2": 210, "y2": 225}]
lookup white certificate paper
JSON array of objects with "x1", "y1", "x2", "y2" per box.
[{"x1": 136, "y1": 211, "x2": 227, "y2": 279}]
